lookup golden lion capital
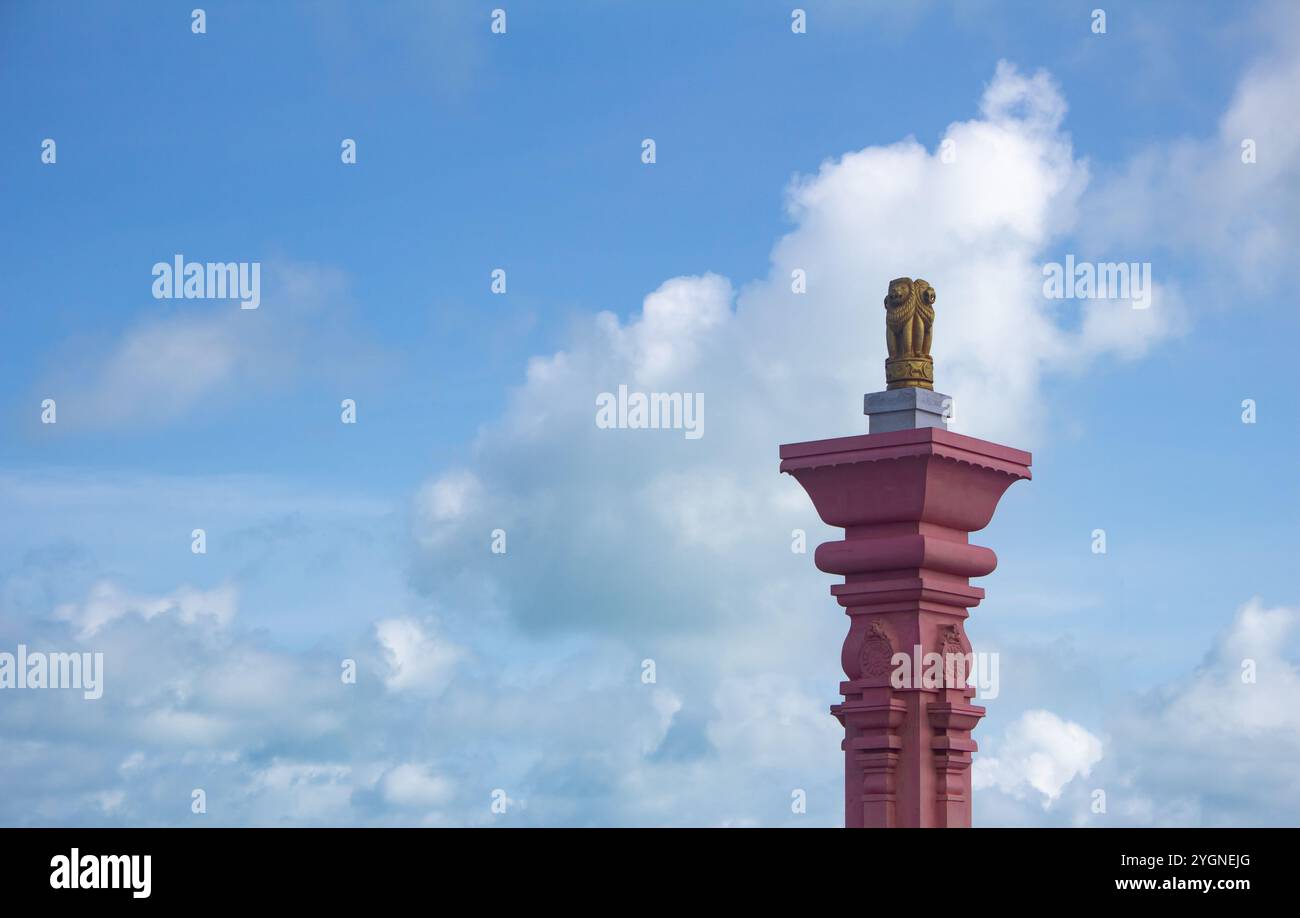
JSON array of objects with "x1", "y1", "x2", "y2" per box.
[{"x1": 883, "y1": 277, "x2": 936, "y2": 390}]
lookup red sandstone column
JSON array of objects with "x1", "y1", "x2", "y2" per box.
[{"x1": 780, "y1": 426, "x2": 1030, "y2": 828}]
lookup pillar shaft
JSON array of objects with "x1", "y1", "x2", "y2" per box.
[{"x1": 779, "y1": 426, "x2": 1030, "y2": 828}]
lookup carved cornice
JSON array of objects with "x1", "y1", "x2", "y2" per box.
[{"x1": 779, "y1": 427, "x2": 1031, "y2": 480}]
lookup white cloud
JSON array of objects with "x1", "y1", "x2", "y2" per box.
[
  {"x1": 1080, "y1": 3, "x2": 1300, "y2": 278},
  {"x1": 706, "y1": 676, "x2": 842, "y2": 772},
  {"x1": 136, "y1": 708, "x2": 236, "y2": 747},
  {"x1": 90, "y1": 317, "x2": 243, "y2": 425},
  {"x1": 37, "y1": 261, "x2": 375, "y2": 429},
  {"x1": 972, "y1": 599, "x2": 1300, "y2": 827},
  {"x1": 414, "y1": 471, "x2": 485, "y2": 549},
  {"x1": 89, "y1": 789, "x2": 125, "y2": 814},
  {"x1": 379, "y1": 763, "x2": 453, "y2": 808},
  {"x1": 250, "y1": 761, "x2": 355, "y2": 823},
  {"x1": 973, "y1": 709, "x2": 1104, "y2": 807},
  {"x1": 375, "y1": 617, "x2": 462, "y2": 694},
  {"x1": 1100, "y1": 599, "x2": 1300, "y2": 826},
  {"x1": 53, "y1": 580, "x2": 237, "y2": 639},
  {"x1": 412, "y1": 59, "x2": 1183, "y2": 645},
  {"x1": 614, "y1": 273, "x2": 734, "y2": 385}
]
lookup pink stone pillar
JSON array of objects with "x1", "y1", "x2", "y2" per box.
[{"x1": 779, "y1": 426, "x2": 1030, "y2": 828}]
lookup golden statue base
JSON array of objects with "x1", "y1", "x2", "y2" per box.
[{"x1": 885, "y1": 356, "x2": 933, "y2": 390}]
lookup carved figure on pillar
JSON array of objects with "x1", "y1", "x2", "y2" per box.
[{"x1": 884, "y1": 277, "x2": 936, "y2": 390}]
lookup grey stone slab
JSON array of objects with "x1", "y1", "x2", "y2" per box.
[{"x1": 864, "y1": 387, "x2": 951, "y2": 434}]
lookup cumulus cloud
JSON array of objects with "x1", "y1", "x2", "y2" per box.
[
  {"x1": 1100, "y1": 599, "x2": 1300, "y2": 826},
  {"x1": 412, "y1": 59, "x2": 1188, "y2": 644},
  {"x1": 973, "y1": 709, "x2": 1104, "y2": 807},
  {"x1": 375, "y1": 617, "x2": 462, "y2": 694},
  {"x1": 1080, "y1": 2, "x2": 1300, "y2": 281},
  {"x1": 0, "y1": 576, "x2": 756, "y2": 827},
  {"x1": 972, "y1": 599, "x2": 1300, "y2": 827}
]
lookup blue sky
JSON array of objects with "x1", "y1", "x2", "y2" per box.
[{"x1": 1, "y1": 1, "x2": 1298, "y2": 826}]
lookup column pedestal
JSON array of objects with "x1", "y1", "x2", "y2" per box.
[{"x1": 779, "y1": 421, "x2": 1030, "y2": 828}]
